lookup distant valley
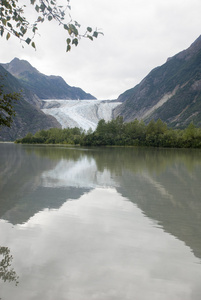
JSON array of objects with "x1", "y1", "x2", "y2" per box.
[{"x1": 1, "y1": 35, "x2": 201, "y2": 141}]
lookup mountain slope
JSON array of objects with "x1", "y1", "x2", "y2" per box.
[
  {"x1": 2, "y1": 58, "x2": 96, "y2": 100},
  {"x1": 0, "y1": 65, "x2": 61, "y2": 141},
  {"x1": 114, "y1": 35, "x2": 201, "y2": 128}
]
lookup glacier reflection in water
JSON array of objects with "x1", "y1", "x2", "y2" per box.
[
  {"x1": 41, "y1": 99, "x2": 121, "y2": 131},
  {"x1": 41, "y1": 156, "x2": 117, "y2": 189}
]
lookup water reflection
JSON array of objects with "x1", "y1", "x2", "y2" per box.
[
  {"x1": 26, "y1": 144, "x2": 201, "y2": 174},
  {"x1": 1, "y1": 188, "x2": 201, "y2": 300},
  {"x1": 41, "y1": 156, "x2": 116, "y2": 189},
  {"x1": 0, "y1": 144, "x2": 91, "y2": 224},
  {"x1": 1, "y1": 144, "x2": 201, "y2": 259},
  {"x1": 1, "y1": 144, "x2": 201, "y2": 299}
]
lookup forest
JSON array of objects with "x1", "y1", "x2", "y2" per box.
[{"x1": 15, "y1": 117, "x2": 201, "y2": 148}]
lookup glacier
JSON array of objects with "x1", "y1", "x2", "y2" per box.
[{"x1": 41, "y1": 99, "x2": 121, "y2": 131}]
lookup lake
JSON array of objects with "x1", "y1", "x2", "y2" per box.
[{"x1": 0, "y1": 143, "x2": 201, "y2": 300}]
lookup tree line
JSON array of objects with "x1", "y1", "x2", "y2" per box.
[{"x1": 15, "y1": 117, "x2": 201, "y2": 148}]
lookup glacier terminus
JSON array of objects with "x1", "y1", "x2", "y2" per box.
[{"x1": 42, "y1": 99, "x2": 121, "y2": 131}]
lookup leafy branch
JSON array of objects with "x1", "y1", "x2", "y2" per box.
[
  {"x1": 0, "y1": 0, "x2": 103, "y2": 51},
  {"x1": 0, "y1": 246, "x2": 19, "y2": 286}
]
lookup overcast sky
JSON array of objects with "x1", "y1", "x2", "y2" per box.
[{"x1": 1, "y1": 0, "x2": 201, "y2": 99}]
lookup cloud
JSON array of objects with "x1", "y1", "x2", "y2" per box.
[{"x1": 1, "y1": 0, "x2": 201, "y2": 99}]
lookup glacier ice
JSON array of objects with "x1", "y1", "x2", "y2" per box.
[{"x1": 42, "y1": 99, "x2": 121, "y2": 131}]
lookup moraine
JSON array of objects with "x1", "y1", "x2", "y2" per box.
[{"x1": 41, "y1": 99, "x2": 121, "y2": 131}]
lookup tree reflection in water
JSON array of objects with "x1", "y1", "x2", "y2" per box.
[{"x1": 0, "y1": 246, "x2": 19, "y2": 286}]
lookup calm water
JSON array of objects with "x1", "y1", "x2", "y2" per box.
[{"x1": 1, "y1": 143, "x2": 201, "y2": 300}]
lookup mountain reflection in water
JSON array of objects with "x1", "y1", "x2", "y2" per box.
[
  {"x1": 0, "y1": 144, "x2": 201, "y2": 300},
  {"x1": 1, "y1": 144, "x2": 201, "y2": 259}
]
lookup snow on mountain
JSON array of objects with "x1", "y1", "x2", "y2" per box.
[{"x1": 42, "y1": 99, "x2": 121, "y2": 131}]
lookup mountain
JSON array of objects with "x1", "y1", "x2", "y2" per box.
[
  {"x1": 0, "y1": 65, "x2": 61, "y2": 141},
  {"x1": 1, "y1": 58, "x2": 96, "y2": 100},
  {"x1": 113, "y1": 35, "x2": 201, "y2": 128}
]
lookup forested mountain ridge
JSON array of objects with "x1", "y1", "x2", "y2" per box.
[
  {"x1": 0, "y1": 65, "x2": 61, "y2": 141},
  {"x1": 114, "y1": 35, "x2": 201, "y2": 128},
  {"x1": 1, "y1": 58, "x2": 96, "y2": 100}
]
